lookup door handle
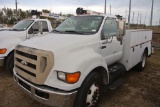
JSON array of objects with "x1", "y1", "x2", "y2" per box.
[
  {"x1": 113, "y1": 51, "x2": 117, "y2": 54},
  {"x1": 101, "y1": 46, "x2": 106, "y2": 49}
]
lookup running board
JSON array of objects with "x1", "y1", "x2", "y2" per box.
[
  {"x1": 108, "y1": 63, "x2": 126, "y2": 83},
  {"x1": 108, "y1": 78, "x2": 125, "y2": 90}
]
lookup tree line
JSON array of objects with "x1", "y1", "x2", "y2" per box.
[
  {"x1": 0, "y1": 7, "x2": 32, "y2": 24},
  {"x1": 0, "y1": 7, "x2": 73, "y2": 25}
]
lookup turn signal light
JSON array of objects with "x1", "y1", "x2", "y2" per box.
[
  {"x1": 66, "y1": 72, "x2": 80, "y2": 84},
  {"x1": 57, "y1": 71, "x2": 81, "y2": 84},
  {"x1": 0, "y1": 48, "x2": 7, "y2": 54}
]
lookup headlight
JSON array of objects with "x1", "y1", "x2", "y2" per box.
[
  {"x1": 57, "y1": 71, "x2": 80, "y2": 84},
  {"x1": 0, "y1": 48, "x2": 7, "y2": 54}
]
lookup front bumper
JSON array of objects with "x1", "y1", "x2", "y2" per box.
[
  {"x1": 14, "y1": 72, "x2": 77, "y2": 107},
  {"x1": 0, "y1": 57, "x2": 4, "y2": 66}
]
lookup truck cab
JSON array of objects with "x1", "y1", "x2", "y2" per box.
[
  {"x1": 13, "y1": 14, "x2": 152, "y2": 107},
  {"x1": 0, "y1": 19, "x2": 53, "y2": 73}
]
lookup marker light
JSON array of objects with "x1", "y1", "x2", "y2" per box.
[{"x1": 0, "y1": 48, "x2": 7, "y2": 54}]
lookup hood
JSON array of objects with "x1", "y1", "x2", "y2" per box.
[
  {"x1": 0, "y1": 30, "x2": 26, "y2": 42},
  {"x1": 0, "y1": 30, "x2": 27, "y2": 49},
  {"x1": 20, "y1": 33, "x2": 99, "y2": 55}
]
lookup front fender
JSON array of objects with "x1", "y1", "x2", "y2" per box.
[
  {"x1": 45, "y1": 48, "x2": 109, "y2": 91},
  {"x1": 0, "y1": 39, "x2": 23, "y2": 57},
  {"x1": 54, "y1": 48, "x2": 108, "y2": 75}
]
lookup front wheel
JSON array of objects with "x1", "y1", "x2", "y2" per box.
[
  {"x1": 74, "y1": 72, "x2": 102, "y2": 107},
  {"x1": 5, "y1": 53, "x2": 14, "y2": 73}
]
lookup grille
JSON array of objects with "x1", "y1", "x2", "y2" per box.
[
  {"x1": 16, "y1": 50, "x2": 37, "y2": 60},
  {"x1": 16, "y1": 58, "x2": 36, "y2": 69},
  {"x1": 14, "y1": 45, "x2": 54, "y2": 84},
  {"x1": 16, "y1": 65, "x2": 36, "y2": 77}
]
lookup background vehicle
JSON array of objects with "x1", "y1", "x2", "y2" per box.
[
  {"x1": 0, "y1": 24, "x2": 4, "y2": 28},
  {"x1": 13, "y1": 14, "x2": 152, "y2": 107},
  {"x1": 0, "y1": 24, "x2": 8, "y2": 30},
  {"x1": 0, "y1": 19, "x2": 53, "y2": 73}
]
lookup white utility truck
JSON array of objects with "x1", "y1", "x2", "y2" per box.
[
  {"x1": 13, "y1": 14, "x2": 152, "y2": 107},
  {"x1": 0, "y1": 19, "x2": 53, "y2": 73}
]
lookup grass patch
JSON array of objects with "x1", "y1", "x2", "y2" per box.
[
  {"x1": 156, "y1": 49, "x2": 160, "y2": 54},
  {"x1": 148, "y1": 49, "x2": 160, "y2": 65}
]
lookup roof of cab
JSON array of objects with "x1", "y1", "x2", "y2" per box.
[
  {"x1": 23, "y1": 18, "x2": 50, "y2": 21},
  {"x1": 72, "y1": 14, "x2": 117, "y2": 19}
]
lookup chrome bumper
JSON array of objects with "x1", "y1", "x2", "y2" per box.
[
  {"x1": 14, "y1": 72, "x2": 77, "y2": 107},
  {"x1": 0, "y1": 57, "x2": 4, "y2": 66}
]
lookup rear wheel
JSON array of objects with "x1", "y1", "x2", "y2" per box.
[
  {"x1": 136, "y1": 50, "x2": 147, "y2": 71},
  {"x1": 5, "y1": 53, "x2": 14, "y2": 73},
  {"x1": 74, "y1": 72, "x2": 102, "y2": 107}
]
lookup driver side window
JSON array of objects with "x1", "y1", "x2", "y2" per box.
[
  {"x1": 110, "y1": 19, "x2": 118, "y2": 36},
  {"x1": 101, "y1": 18, "x2": 118, "y2": 40},
  {"x1": 28, "y1": 21, "x2": 49, "y2": 34},
  {"x1": 28, "y1": 22, "x2": 39, "y2": 34},
  {"x1": 102, "y1": 19, "x2": 112, "y2": 39}
]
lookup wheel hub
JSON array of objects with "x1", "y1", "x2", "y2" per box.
[{"x1": 86, "y1": 83, "x2": 100, "y2": 107}]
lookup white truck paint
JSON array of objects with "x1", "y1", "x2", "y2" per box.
[
  {"x1": 13, "y1": 15, "x2": 152, "y2": 107},
  {"x1": 0, "y1": 19, "x2": 53, "y2": 72}
]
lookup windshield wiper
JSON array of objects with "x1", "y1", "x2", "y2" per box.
[
  {"x1": 10, "y1": 29, "x2": 24, "y2": 31},
  {"x1": 64, "y1": 30, "x2": 84, "y2": 35},
  {"x1": 9, "y1": 29, "x2": 18, "y2": 31},
  {"x1": 52, "y1": 29, "x2": 62, "y2": 33}
]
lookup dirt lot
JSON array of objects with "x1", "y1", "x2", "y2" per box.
[
  {"x1": 99, "y1": 49, "x2": 160, "y2": 107},
  {"x1": 0, "y1": 50, "x2": 160, "y2": 107}
]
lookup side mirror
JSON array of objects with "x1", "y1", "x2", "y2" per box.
[
  {"x1": 118, "y1": 20, "x2": 125, "y2": 36},
  {"x1": 38, "y1": 22, "x2": 43, "y2": 34},
  {"x1": 117, "y1": 20, "x2": 125, "y2": 41}
]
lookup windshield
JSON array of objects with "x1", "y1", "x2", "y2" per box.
[
  {"x1": 11, "y1": 20, "x2": 34, "y2": 31},
  {"x1": 55, "y1": 16, "x2": 104, "y2": 34}
]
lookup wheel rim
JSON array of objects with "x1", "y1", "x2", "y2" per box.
[
  {"x1": 86, "y1": 82, "x2": 100, "y2": 107},
  {"x1": 142, "y1": 54, "x2": 146, "y2": 67}
]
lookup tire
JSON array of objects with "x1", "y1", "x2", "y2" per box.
[
  {"x1": 5, "y1": 52, "x2": 14, "y2": 73},
  {"x1": 136, "y1": 50, "x2": 147, "y2": 71},
  {"x1": 74, "y1": 72, "x2": 102, "y2": 107}
]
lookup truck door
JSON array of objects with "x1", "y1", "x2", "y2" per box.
[
  {"x1": 100, "y1": 18, "x2": 123, "y2": 66},
  {"x1": 27, "y1": 21, "x2": 49, "y2": 39}
]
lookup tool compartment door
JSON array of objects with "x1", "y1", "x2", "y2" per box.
[
  {"x1": 120, "y1": 30, "x2": 152, "y2": 71},
  {"x1": 129, "y1": 31, "x2": 142, "y2": 68}
]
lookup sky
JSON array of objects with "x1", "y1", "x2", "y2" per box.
[{"x1": 0, "y1": 0, "x2": 160, "y2": 25}]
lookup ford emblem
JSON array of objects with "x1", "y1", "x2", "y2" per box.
[{"x1": 21, "y1": 60, "x2": 28, "y2": 66}]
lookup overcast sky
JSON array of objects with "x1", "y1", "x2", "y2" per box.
[{"x1": 0, "y1": 0, "x2": 160, "y2": 25}]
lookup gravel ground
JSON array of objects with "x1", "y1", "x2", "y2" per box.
[{"x1": 0, "y1": 50, "x2": 160, "y2": 107}]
